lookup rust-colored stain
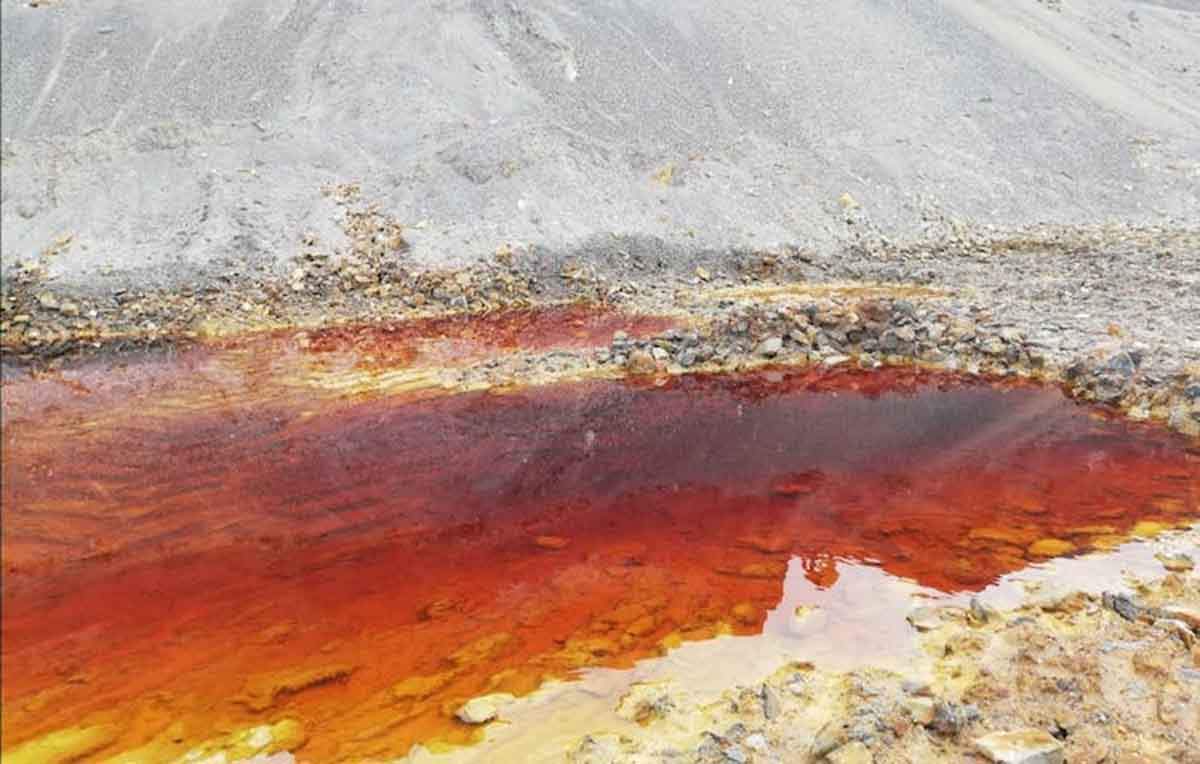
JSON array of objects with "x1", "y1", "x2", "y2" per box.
[
  {"x1": 2, "y1": 326, "x2": 1198, "y2": 761},
  {"x1": 293, "y1": 303, "x2": 678, "y2": 369}
]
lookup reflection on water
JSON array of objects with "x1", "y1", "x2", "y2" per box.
[{"x1": 1, "y1": 356, "x2": 1197, "y2": 762}]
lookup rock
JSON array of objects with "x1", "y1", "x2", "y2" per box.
[
  {"x1": 1156, "y1": 619, "x2": 1196, "y2": 648},
  {"x1": 906, "y1": 607, "x2": 943, "y2": 632},
  {"x1": 743, "y1": 733, "x2": 768, "y2": 752},
  {"x1": 615, "y1": 681, "x2": 675, "y2": 724},
  {"x1": 1102, "y1": 592, "x2": 1146, "y2": 622},
  {"x1": 809, "y1": 721, "x2": 847, "y2": 757},
  {"x1": 571, "y1": 733, "x2": 627, "y2": 764},
  {"x1": 456, "y1": 694, "x2": 505, "y2": 724},
  {"x1": 826, "y1": 740, "x2": 873, "y2": 764},
  {"x1": 761, "y1": 684, "x2": 782, "y2": 720},
  {"x1": 1155, "y1": 552, "x2": 1195, "y2": 572},
  {"x1": 929, "y1": 701, "x2": 980, "y2": 737},
  {"x1": 973, "y1": 729, "x2": 1064, "y2": 764},
  {"x1": 970, "y1": 597, "x2": 998, "y2": 625},
  {"x1": 904, "y1": 696, "x2": 937, "y2": 725},
  {"x1": 756, "y1": 336, "x2": 783, "y2": 357},
  {"x1": 534, "y1": 535, "x2": 570, "y2": 550},
  {"x1": 838, "y1": 192, "x2": 860, "y2": 210},
  {"x1": 1159, "y1": 605, "x2": 1200, "y2": 631},
  {"x1": 626, "y1": 349, "x2": 657, "y2": 374}
]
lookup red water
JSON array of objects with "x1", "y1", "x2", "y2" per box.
[{"x1": 2, "y1": 355, "x2": 1197, "y2": 761}]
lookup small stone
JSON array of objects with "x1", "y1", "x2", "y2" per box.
[
  {"x1": 626, "y1": 349, "x2": 657, "y2": 374},
  {"x1": 809, "y1": 721, "x2": 847, "y2": 757},
  {"x1": 1155, "y1": 552, "x2": 1195, "y2": 572},
  {"x1": 756, "y1": 337, "x2": 783, "y2": 357},
  {"x1": 973, "y1": 729, "x2": 1064, "y2": 764},
  {"x1": 1102, "y1": 592, "x2": 1145, "y2": 622},
  {"x1": 929, "y1": 701, "x2": 980, "y2": 737},
  {"x1": 838, "y1": 192, "x2": 860, "y2": 210},
  {"x1": 1159, "y1": 605, "x2": 1200, "y2": 631},
  {"x1": 1156, "y1": 619, "x2": 1196, "y2": 648},
  {"x1": 907, "y1": 607, "x2": 943, "y2": 632},
  {"x1": 616, "y1": 681, "x2": 675, "y2": 725},
  {"x1": 456, "y1": 696, "x2": 501, "y2": 724},
  {"x1": 761, "y1": 684, "x2": 782, "y2": 720},
  {"x1": 743, "y1": 732, "x2": 768, "y2": 752},
  {"x1": 534, "y1": 535, "x2": 570, "y2": 550},
  {"x1": 826, "y1": 740, "x2": 873, "y2": 764},
  {"x1": 904, "y1": 696, "x2": 937, "y2": 725}
]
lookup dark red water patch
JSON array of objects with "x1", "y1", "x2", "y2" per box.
[{"x1": 1, "y1": 365, "x2": 1197, "y2": 761}]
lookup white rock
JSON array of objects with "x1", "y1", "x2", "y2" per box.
[
  {"x1": 974, "y1": 729, "x2": 1064, "y2": 764},
  {"x1": 456, "y1": 695, "x2": 503, "y2": 724}
]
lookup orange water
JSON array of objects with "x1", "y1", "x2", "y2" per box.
[{"x1": 2, "y1": 330, "x2": 1197, "y2": 761}]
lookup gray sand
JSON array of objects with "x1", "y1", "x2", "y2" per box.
[{"x1": 3, "y1": 0, "x2": 1198, "y2": 292}]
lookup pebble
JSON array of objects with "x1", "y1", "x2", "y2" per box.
[
  {"x1": 756, "y1": 336, "x2": 783, "y2": 357},
  {"x1": 1155, "y1": 552, "x2": 1195, "y2": 572},
  {"x1": 456, "y1": 696, "x2": 501, "y2": 724},
  {"x1": 743, "y1": 733, "x2": 768, "y2": 752},
  {"x1": 973, "y1": 729, "x2": 1064, "y2": 764},
  {"x1": 1159, "y1": 605, "x2": 1200, "y2": 631},
  {"x1": 761, "y1": 684, "x2": 782, "y2": 720},
  {"x1": 904, "y1": 696, "x2": 936, "y2": 725},
  {"x1": 906, "y1": 607, "x2": 943, "y2": 632}
]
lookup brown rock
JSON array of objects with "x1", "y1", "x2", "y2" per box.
[{"x1": 1159, "y1": 605, "x2": 1200, "y2": 631}]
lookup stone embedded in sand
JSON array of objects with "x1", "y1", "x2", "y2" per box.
[
  {"x1": 1026, "y1": 538, "x2": 1076, "y2": 558},
  {"x1": 1155, "y1": 552, "x2": 1195, "y2": 572},
  {"x1": 756, "y1": 336, "x2": 783, "y2": 357},
  {"x1": 904, "y1": 696, "x2": 937, "y2": 725},
  {"x1": 1156, "y1": 618, "x2": 1197, "y2": 648},
  {"x1": 456, "y1": 695, "x2": 505, "y2": 724},
  {"x1": 1159, "y1": 605, "x2": 1200, "y2": 631},
  {"x1": 973, "y1": 729, "x2": 1064, "y2": 764},
  {"x1": 534, "y1": 535, "x2": 570, "y2": 550},
  {"x1": 616, "y1": 681, "x2": 675, "y2": 725},
  {"x1": 907, "y1": 607, "x2": 943, "y2": 632}
]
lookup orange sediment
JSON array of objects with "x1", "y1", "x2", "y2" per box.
[{"x1": 2, "y1": 312, "x2": 1197, "y2": 762}]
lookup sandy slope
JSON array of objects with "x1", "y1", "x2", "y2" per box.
[{"x1": 2, "y1": 0, "x2": 1198, "y2": 291}]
